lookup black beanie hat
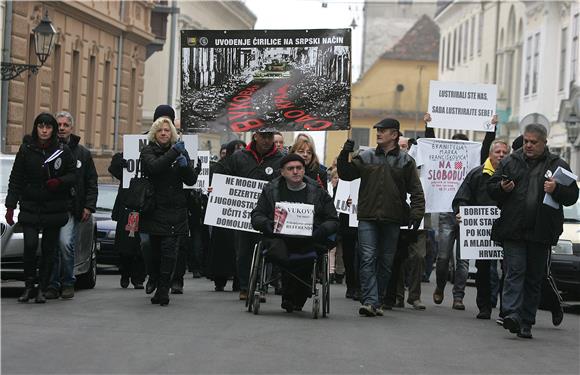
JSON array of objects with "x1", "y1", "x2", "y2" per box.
[
  {"x1": 280, "y1": 153, "x2": 307, "y2": 168},
  {"x1": 512, "y1": 135, "x2": 523, "y2": 151},
  {"x1": 153, "y1": 104, "x2": 175, "y2": 123},
  {"x1": 31, "y1": 112, "x2": 58, "y2": 142}
]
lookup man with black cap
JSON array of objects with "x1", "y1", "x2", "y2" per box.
[
  {"x1": 251, "y1": 153, "x2": 338, "y2": 312},
  {"x1": 338, "y1": 118, "x2": 425, "y2": 316},
  {"x1": 222, "y1": 127, "x2": 284, "y2": 300}
]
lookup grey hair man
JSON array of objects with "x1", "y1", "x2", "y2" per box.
[{"x1": 487, "y1": 123, "x2": 578, "y2": 339}]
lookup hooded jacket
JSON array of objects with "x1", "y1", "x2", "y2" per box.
[
  {"x1": 6, "y1": 135, "x2": 76, "y2": 227},
  {"x1": 62, "y1": 134, "x2": 98, "y2": 219},
  {"x1": 487, "y1": 148, "x2": 579, "y2": 245},
  {"x1": 223, "y1": 141, "x2": 283, "y2": 181}
]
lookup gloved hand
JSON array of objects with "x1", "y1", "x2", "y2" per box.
[
  {"x1": 173, "y1": 141, "x2": 186, "y2": 153},
  {"x1": 120, "y1": 158, "x2": 129, "y2": 169},
  {"x1": 342, "y1": 139, "x2": 355, "y2": 153},
  {"x1": 408, "y1": 219, "x2": 421, "y2": 232},
  {"x1": 194, "y1": 158, "x2": 202, "y2": 175},
  {"x1": 5, "y1": 208, "x2": 14, "y2": 226},
  {"x1": 46, "y1": 178, "x2": 62, "y2": 192},
  {"x1": 176, "y1": 155, "x2": 188, "y2": 168}
]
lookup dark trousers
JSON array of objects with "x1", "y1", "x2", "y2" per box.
[
  {"x1": 396, "y1": 231, "x2": 426, "y2": 303},
  {"x1": 119, "y1": 253, "x2": 146, "y2": 284},
  {"x1": 475, "y1": 259, "x2": 492, "y2": 312},
  {"x1": 539, "y1": 254, "x2": 563, "y2": 314},
  {"x1": 22, "y1": 225, "x2": 60, "y2": 291},
  {"x1": 340, "y1": 225, "x2": 359, "y2": 291},
  {"x1": 173, "y1": 234, "x2": 191, "y2": 283},
  {"x1": 282, "y1": 263, "x2": 312, "y2": 308},
  {"x1": 149, "y1": 235, "x2": 180, "y2": 289},
  {"x1": 235, "y1": 231, "x2": 260, "y2": 291}
]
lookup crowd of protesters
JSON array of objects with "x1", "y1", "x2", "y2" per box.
[{"x1": 5, "y1": 104, "x2": 578, "y2": 340}]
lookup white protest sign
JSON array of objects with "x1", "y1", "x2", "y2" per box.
[
  {"x1": 193, "y1": 151, "x2": 210, "y2": 193},
  {"x1": 348, "y1": 179, "x2": 360, "y2": 228},
  {"x1": 273, "y1": 202, "x2": 314, "y2": 236},
  {"x1": 416, "y1": 138, "x2": 481, "y2": 213},
  {"x1": 122, "y1": 134, "x2": 199, "y2": 188},
  {"x1": 427, "y1": 80, "x2": 497, "y2": 131},
  {"x1": 459, "y1": 206, "x2": 502, "y2": 259},
  {"x1": 204, "y1": 174, "x2": 267, "y2": 233},
  {"x1": 334, "y1": 179, "x2": 359, "y2": 215}
]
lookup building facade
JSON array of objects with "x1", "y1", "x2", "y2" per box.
[
  {"x1": 142, "y1": 0, "x2": 256, "y2": 157},
  {"x1": 325, "y1": 15, "x2": 439, "y2": 165},
  {"x1": 1, "y1": 1, "x2": 165, "y2": 177}
]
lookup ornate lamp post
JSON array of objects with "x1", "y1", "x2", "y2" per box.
[
  {"x1": 565, "y1": 113, "x2": 579, "y2": 145},
  {"x1": 1, "y1": 10, "x2": 57, "y2": 81}
]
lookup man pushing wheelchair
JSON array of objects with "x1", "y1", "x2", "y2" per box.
[{"x1": 251, "y1": 153, "x2": 339, "y2": 313}]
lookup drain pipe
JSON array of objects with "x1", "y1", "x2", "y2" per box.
[
  {"x1": 167, "y1": 0, "x2": 177, "y2": 106},
  {"x1": 1, "y1": 0, "x2": 13, "y2": 153},
  {"x1": 113, "y1": 1, "x2": 126, "y2": 152}
]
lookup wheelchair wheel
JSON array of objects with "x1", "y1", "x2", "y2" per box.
[
  {"x1": 247, "y1": 243, "x2": 261, "y2": 312},
  {"x1": 321, "y1": 254, "x2": 330, "y2": 317},
  {"x1": 253, "y1": 291, "x2": 260, "y2": 315},
  {"x1": 312, "y1": 294, "x2": 320, "y2": 319}
]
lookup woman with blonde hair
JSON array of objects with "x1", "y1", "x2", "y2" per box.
[
  {"x1": 290, "y1": 137, "x2": 328, "y2": 190},
  {"x1": 139, "y1": 105, "x2": 199, "y2": 306}
]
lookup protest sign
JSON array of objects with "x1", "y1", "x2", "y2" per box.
[
  {"x1": 459, "y1": 206, "x2": 502, "y2": 259},
  {"x1": 334, "y1": 179, "x2": 359, "y2": 215},
  {"x1": 415, "y1": 138, "x2": 481, "y2": 213},
  {"x1": 181, "y1": 29, "x2": 351, "y2": 133},
  {"x1": 122, "y1": 134, "x2": 198, "y2": 188},
  {"x1": 204, "y1": 174, "x2": 267, "y2": 233},
  {"x1": 273, "y1": 202, "x2": 314, "y2": 236},
  {"x1": 193, "y1": 151, "x2": 210, "y2": 193},
  {"x1": 427, "y1": 80, "x2": 497, "y2": 131},
  {"x1": 347, "y1": 179, "x2": 360, "y2": 228}
]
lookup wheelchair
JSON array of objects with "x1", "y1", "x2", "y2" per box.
[{"x1": 246, "y1": 240, "x2": 330, "y2": 319}]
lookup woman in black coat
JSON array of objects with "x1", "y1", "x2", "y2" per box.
[
  {"x1": 5, "y1": 113, "x2": 76, "y2": 303},
  {"x1": 139, "y1": 116, "x2": 198, "y2": 306}
]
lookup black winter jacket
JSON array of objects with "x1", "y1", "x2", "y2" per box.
[
  {"x1": 223, "y1": 141, "x2": 283, "y2": 181},
  {"x1": 108, "y1": 152, "x2": 128, "y2": 222},
  {"x1": 63, "y1": 134, "x2": 98, "y2": 219},
  {"x1": 487, "y1": 148, "x2": 579, "y2": 245},
  {"x1": 6, "y1": 136, "x2": 76, "y2": 227},
  {"x1": 452, "y1": 165, "x2": 495, "y2": 212},
  {"x1": 251, "y1": 176, "x2": 338, "y2": 241},
  {"x1": 139, "y1": 142, "x2": 198, "y2": 236},
  {"x1": 337, "y1": 146, "x2": 425, "y2": 224}
]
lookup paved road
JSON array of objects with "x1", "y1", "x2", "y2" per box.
[{"x1": 2, "y1": 274, "x2": 579, "y2": 374}]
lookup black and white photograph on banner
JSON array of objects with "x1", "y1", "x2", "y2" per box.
[{"x1": 180, "y1": 29, "x2": 351, "y2": 133}]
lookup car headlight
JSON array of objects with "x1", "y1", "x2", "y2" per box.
[
  {"x1": 552, "y1": 240, "x2": 573, "y2": 255},
  {"x1": 106, "y1": 230, "x2": 116, "y2": 239}
]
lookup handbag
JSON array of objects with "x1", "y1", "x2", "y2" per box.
[{"x1": 124, "y1": 158, "x2": 155, "y2": 214}]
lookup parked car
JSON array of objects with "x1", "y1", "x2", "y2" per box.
[
  {"x1": 94, "y1": 184, "x2": 118, "y2": 266},
  {"x1": 0, "y1": 154, "x2": 96, "y2": 289},
  {"x1": 551, "y1": 185, "x2": 580, "y2": 299}
]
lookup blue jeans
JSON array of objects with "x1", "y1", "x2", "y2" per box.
[
  {"x1": 502, "y1": 240, "x2": 549, "y2": 327},
  {"x1": 357, "y1": 221, "x2": 400, "y2": 307},
  {"x1": 50, "y1": 214, "x2": 77, "y2": 289},
  {"x1": 435, "y1": 213, "x2": 468, "y2": 299}
]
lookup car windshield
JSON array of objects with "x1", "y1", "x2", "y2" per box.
[
  {"x1": 563, "y1": 199, "x2": 580, "y2": 222},
  {"x1": 96, "y1": 186, "x2": 117, "y2": 211}
]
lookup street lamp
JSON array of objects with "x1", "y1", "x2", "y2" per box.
[
  {"x1": 565, "y1": 113, "x2": 580, "y2": 145},
  {"x1": 1, "y1": 10, "x2": 57, "y2": 81}
]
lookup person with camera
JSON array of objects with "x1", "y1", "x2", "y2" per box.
[
  {"x1": 5, "y1": 113, "x2": 76, "y2": 303},
  {"x1": 139, "y1": 105, "x2": 200, "y2": 306},
  {"x1": 337, "y1": 118, "x2": 425, "y2": 317},
  {"x1": 487, "y1": 123, "x2": 578, "y2": 338}
]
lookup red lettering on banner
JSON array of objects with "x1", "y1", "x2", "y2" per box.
[
  {"x1": 284, "y1": 110, "x2": 305, "y2": 119},
  {"x1": 231, "y1": 119, "x2": 264, "y2": 132},
  {"x1": 295, "y1": 115, "x2": 317, "y2": 122},
  {"x1": 304, "y1": 120, "x2": 333, "y2": 131}
]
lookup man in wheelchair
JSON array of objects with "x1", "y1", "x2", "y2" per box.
[{"x1": 251, "y1": 153, "x2": 338, "y2": 312}]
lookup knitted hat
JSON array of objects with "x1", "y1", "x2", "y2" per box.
[
  {"x1": 153, "y1": 104, "x2": 175, "y2": 123},
  {"x1": 280, "y1": 153, "x2": 307, "y2": 168}
]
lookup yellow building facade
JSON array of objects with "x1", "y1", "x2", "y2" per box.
[{"x1": 325, "y1": 15, "x2": 440, "y2": 165}]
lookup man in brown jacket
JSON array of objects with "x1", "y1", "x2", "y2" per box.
[{"x1": 338, "y1": 118, "x2": 425, "y2": 317}]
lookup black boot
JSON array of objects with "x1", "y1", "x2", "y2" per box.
[
  {"x1": 151, "y1": 290, "x2": 161, "y2": 304},
  {"x1": 145, "y1": 278, "x2": 157, "y2": 295},
  {"x1": 158, "y1": 287, "x2": 170, "y2": 306},
  {"x1": 35, "y1": 289, "x2": 46, "y2": 304},
  {"x1": 171, "y1": 278, "x2": 183, "y2": 294},
  {"x1": 18, "y1": 279, "x2": 36, "y2": 303}
]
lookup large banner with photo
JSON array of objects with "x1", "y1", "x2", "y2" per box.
[
  {"x1": 180, "y1": 29, "x2": 351, "y2": 133},
  {"x1": 415, "y1": 138, "x2": 481, "y2": 213}
]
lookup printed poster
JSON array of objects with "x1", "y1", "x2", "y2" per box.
[
  {"x1": 459, "y1": 206, "x2": 503, "y2": 259},
  {"x1": 273, "y1": 202, "x2": 314, "y2": 236},
  {"x1": 181, "y1": 29, "x2": 351, "y2": 133}
]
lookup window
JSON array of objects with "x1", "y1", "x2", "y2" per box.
[
  {"x1": 51, "y1": 44, "x2": 62, "y2": 112},
  {"x1": 441, "y1": 36, "x2": 446, "y2": 73},
  {"x1": 572, "y1": 14, "x2": 579, "y2": 83},
  {"x1": 463, "y1": 21, "x2": 469, "y2": 62},
  {"x1": 524, "y1": 36, "x2": 532, "y2": 95},
  {"x1": 532, "y1": 32, "x2": 540, "y2": 94},
  {"x1": 453, "y1": 29, "x2": 457, "y2": 67},
  {"x1": 85, "y1": 55, "x2": 97, "y2": 147},
  {"x1": 70, "y1": 50, "x2": 81, "y2": 122},
  {"x1": 559, "y1": 28, "x2": 567, "y2": 91},
  {"x1": 470, "y1": 16, "x2": 476, "y2": 59},
  {"x1": 458, "y1": 24, "x2": 462, "y2": 64},
  {"x1": 447, "y1": 33, "x2": 452, "y2": 70},
  {"x1": 101, "y1": 60, "x2": 112, "y2": 149},
  {"x1": 478, "y1": 12, "x2": 484, "y2": 54},
  {"x1": 352, "y1": 128, "x2": 369, "y2": 150}
]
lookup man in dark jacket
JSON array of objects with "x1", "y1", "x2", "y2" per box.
[
  {"x1": 223, "y1": 128, "x2": 283, "y2": 300},
  {"x1": 45, "y1": 111, "x2": 98, "y2": 299},
  {"x1": 251, "y1": 153, "x2": 338, "y2": 312},
  {"x1": 452, "y1": 139, "x2": 510, "y2": 319},
  {"x1": 488, "y1": 123, "x2": 579, "y2": 338},
  {"x1": 338, "y1": 118, "x2": 425, "y2": 317}
]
